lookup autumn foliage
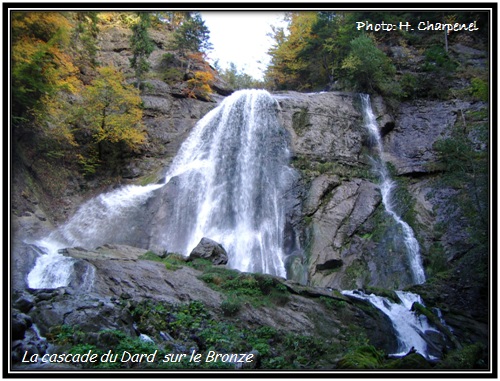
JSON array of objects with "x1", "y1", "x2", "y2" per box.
[
  {"x1": 12, "y1": 11, "x2": 146, "y2": 175},
  {"x1": 12, "y1": 12, "x2": 81, "y2": 117}
]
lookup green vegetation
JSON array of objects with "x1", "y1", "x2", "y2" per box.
[
  {"x1": 434, "y1": 344, "x2": 487, "y2": 369},
  {"x1": 319, "y1": 296, "x2": 347, "y2": 310},
  {"x1": 341, "y1": 35, "x2": 398, "y2": 96},
  {"x1": 425, "y1": 242, "x2": 448, "y2": 278},
  {"x1": 264, "y1": 11, "x2": 488, "y2": 102},
  {"x1": 11, "y1": 10, "x2": 217, "y2": 180},
  {"x1": 37, "y1": 65, "x2": 146, "y2": 176},
  {"x1": 43, "y1": 300, "x2": 357, "y2": 370},
  {"x1": 291, "y1": 155, "x2": 372, "y2": 181},
  {"x1": 217, "y1": 62, "x2": 263, "y2": 90},
  {"x1": 198, "y1": 267, "x2": 291, "y2": 308},
  {"x1": 430, "y1": 107, "x2": 488, "y2": 264},
  {"x1": 139, "y1": 251, "x2": 187, "y2": 271},
  {"x1": 337, "y1": 345, "x2": 385, "y2": 369},
  {"x1": 170, "y1": 12, "x2": 211, "y2": 57}
]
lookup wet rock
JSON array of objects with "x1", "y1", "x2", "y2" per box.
[
  {"x1": 63, "y1": 244, "x2": 148, "y2": 261},
  {"x1": 307, "y1": 179, "x2": 381, "y2": 288},
  {"x1": 11, "y1": 325, "x2": 49, "y2": 365},
  {"x1": 303, "y1": 174, "x2": 341, "y2": 216},
  {"x1": 13, "y1": 292, "x2": 35, "y2": 313},
  {"x1": 12, "y1": 312, "x2": 33, "y2": 340},
  {"x1": 11, "y1": 242, "x2": 43, "y2": 291}
]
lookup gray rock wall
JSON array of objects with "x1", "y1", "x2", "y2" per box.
[{"x1": 276, "y1": 91, "x2": 476, "y2": 290}]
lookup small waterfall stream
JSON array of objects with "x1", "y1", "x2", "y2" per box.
[
  {"x1": 340, "y1": 95, "x2": 437, "y2": 359},
  {"x1": 360, "y1": 94, "x2": 426, "y2": 285},
  {"x1": 342, "y1": 290, "x2": 441, "y2": 360},
  {"x1": 27, "y1": 183, "x2": 162, "y2": 289}
]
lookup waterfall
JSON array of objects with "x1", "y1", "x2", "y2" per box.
[
  {"x1": 360, "y1": 94, "x2": 426, "y2": 285},
  {"x1": 342, "y1": 290, "x2": 441, "y2": 360},
  {"x1": 154, "y1": 89, "x2": 296, "y2": 277},
  {"x1": 340, "y1": 95, "x2": 439, "y2": 359},
  {"x1": 27, "y1": 183, "x2": 162, "y2": 289},
  {"x1": 27, "y1": 89, "x2": 298, "y2": 287}
]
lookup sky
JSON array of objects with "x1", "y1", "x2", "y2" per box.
[{"x1": 200, "y1": 12, "x2": 289, "y2": 81}]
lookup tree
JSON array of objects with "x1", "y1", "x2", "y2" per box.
[
  {"x1": 432, "y1": 109, "x2": 488, "y2": 260},
  {"x1": 78, "y1": 66, "x2": 145, "y2": 154},
  {"x1": 220, "y1": 62, "x2": 261, "y2": 90},
  {"x1": 341, "y1": 34, "x2": 397, "y2": 94},
  {"x1": 11, "y1": 12, "x2": 80, "y2": 121},
  {"x1": 169, "y1": 12, "x2": 212, "y2": 71},
  {"x1": 265, "y1": 12, "x2": 317, "y2": 90},
  {"x1": 150, "y1": 11, "x2": 186, "y2": 30},
  {"x1": 129, "y1": 12, "x2": 155, "y2": 88},
  {"x1": 32, "y1": 65, "x2": 145, "y2": 175},
  {"x1": 71, "y1": 11, "x2": 100, "y2": 74}
]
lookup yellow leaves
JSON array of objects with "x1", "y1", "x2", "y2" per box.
[
  {"x1": 12, "y1": 11, "x2": 82, "y2": 116},
  {"x1": 266, "y1": 12, "x2": 319, "y2": 89},
  {"x1": 81, "y1": 66, "x2": 145, "y2": 151},
  {"x1": 341, "y1": 54, "x2": 362, "y2": 71},
  {"x1": 35, "y1": 65, "x2": 146, "y2": 175},
  {"x1": 96, "y1": 12, "x2": 138, "y2": 27},
  {"x1": 185, "y1": 70, "x2": 214, "y2": 99},
  {"x1": 12, "y1": 12, "x2": 71, "y2": 43}
]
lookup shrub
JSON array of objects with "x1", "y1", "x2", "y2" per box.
[
  {"x1": 220, "y1": 294, "x2": 242, "y2": 316},
  {"x1": 469, "y1": 78, "x2": 488, "y2": 101},
  {"x1": 336, "y1": 345, "x2": 385, "y2": 369}
]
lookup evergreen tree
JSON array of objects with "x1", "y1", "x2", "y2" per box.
[
  {"x1": 129, "y1": 12, "x2": 155, "y2": 88},
  {"x1": 170, "y1": 12, "x2": 212, "y2": 71},
  {"x1": 71, "y1": 11, "x2": 100, "y2": 73},
  {"x1": 220, "y1": 62, "x2": 261, "y2": 90},
  {"x1": 341, "y1": 34, "x2": 397, "y2": 94}
]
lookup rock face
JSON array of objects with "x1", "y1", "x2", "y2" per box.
[
  {"x1": 139, "y1": 79, "x2": 217, "y2": 160},
  {"x1": 11, "y1": 244, "x2": 404, "y2": 369},
  {"x1": 276, "y1": 91, "x2": 403, "y2": 289},
  {"x1": 382, "y1": 100, "x2": 466, "y2": 175},
  {"x1": 275, "y1": 91, "x2": 365, "y2": 164},
  {"x1": 274, "y1": 91, "x2": 487, "y2": 297},
  {"x1": 187, "y1": 237, "x2": 228, "y2": 265}
]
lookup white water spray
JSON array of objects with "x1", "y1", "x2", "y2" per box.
[
  {"x1": 342, "y1": 289, "x2": 440, "y2": 360},
  {"x1": 27, "y1": 183, "x2": 162, "y2": 289},
  {"x1": 361, "y1": 94, "x2": 426, "y2": 285}
]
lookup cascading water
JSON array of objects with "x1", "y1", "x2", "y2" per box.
[
  {"x1": 27, "y1": 183, "x2": 162, "y2": 289},
  {"x1": 342, "y1": 290, "x2": 441, "y2": 360},
  {"x1": 340, "y1": 95, "x2": 439, "y2": 359},
  {"x1": 152, "y1": 89, "x2": 297, "y2": 277},
  {"x1": 360, "y1": 94, "x2": 426, "y2": 285},
  {"x1": 27, "y1": 89, "x2": 299, "y2": 288}
]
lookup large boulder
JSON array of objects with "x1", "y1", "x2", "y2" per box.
[{"x1": 187, "y1": 237, "x2": 228, "y2": 266}]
